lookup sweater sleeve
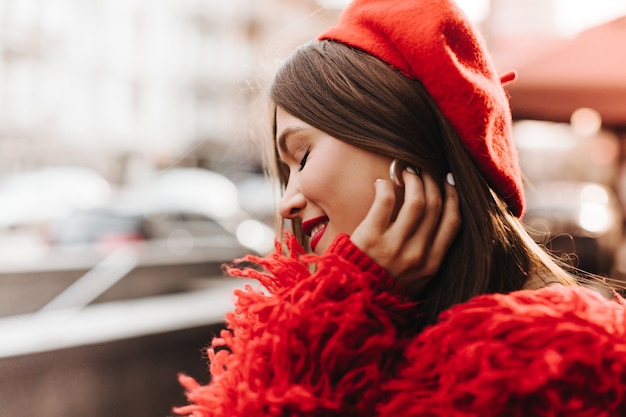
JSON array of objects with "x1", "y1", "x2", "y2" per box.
[
  {"x1": 325, "y1": 232, "x2": 394, "y2": 279},
  {"x1": 378, "y1": 285, "x2": 626, "y2": 417},
  {"x1": 173, "y1": 233, "x2": 419, "y2": 417},
  {"x1": 174, "y1": 231, "x2": 626, "y2": 417}
]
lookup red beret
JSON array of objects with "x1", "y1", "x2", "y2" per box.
[{"x1": 318, "y1": 0, "x2": 525, "y2": 217}]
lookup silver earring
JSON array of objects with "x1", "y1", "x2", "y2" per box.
[{"x1": 389, "y1": 159, "x2": 405, "y2": 187}]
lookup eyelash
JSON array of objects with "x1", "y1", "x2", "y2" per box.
[{"x1": 298, "y1": 148, "x2": 310, "y2": 171}]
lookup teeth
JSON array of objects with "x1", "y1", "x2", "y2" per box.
[{"x1": 311, "y1": 221, "x2": 328, "y2": 236}]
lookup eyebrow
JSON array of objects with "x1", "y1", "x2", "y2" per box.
[{"x1": 277, "y1": 127, "x2": 304, "y2": 157}]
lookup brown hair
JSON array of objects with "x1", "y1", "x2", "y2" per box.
[{"x1": 269, "y1": 40, "x2": 576, "y2": 325}]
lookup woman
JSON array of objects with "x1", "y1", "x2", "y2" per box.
[
  {"x1": 175, "y1": 0, "x2": 626, "y2": 416},
  {"x1": 271, "y1": 40, "x2": 577, "y2": 325}
]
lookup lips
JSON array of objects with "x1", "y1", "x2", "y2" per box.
[{"x1": 302, "y1": 216, "x2": 329, "y2": 252}]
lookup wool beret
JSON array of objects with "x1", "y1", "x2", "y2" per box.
[{"x1": 318, "y1": 0, "x2": 525, "y2": 217}]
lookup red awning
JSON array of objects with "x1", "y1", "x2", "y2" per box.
[{"x1": 498, "y1": 16, "x2": 626, "y2": 127}]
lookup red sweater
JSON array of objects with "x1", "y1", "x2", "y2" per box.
[{"x1": 175, "y1": 234, "x2": 626, "y2": 417}]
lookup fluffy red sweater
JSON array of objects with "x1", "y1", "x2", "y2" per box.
[{"x1": 174, "y1": 234, "x2": 626, "y2": 416}]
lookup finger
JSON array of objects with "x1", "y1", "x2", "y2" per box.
[
  {"x1": 417, "y1": 170, "x2": 444, "y2": 237},
  {"x1": 393, "y1": 171, "x2": 444, "y2": 276},
  {"x1": 398, "y1": 170, "x2": 443, "y2": 247},
  {"x1": 424, "y1": 175, "x2": 461, "y2": 265},
  {"x1": 406, "y1": 171, "x2": 445, "y2": 275},
  {"x1": 391, "y1": 167, "x2": 426, "y2": 239},
  {"x1": 398, "y1": 174, "x2": 459, "y2": 281},
  {"x1": 358, "y1": 178, "x2": 397, "y2": 233}
]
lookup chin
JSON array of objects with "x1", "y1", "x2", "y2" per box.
[
  {"x1": 312, "y1": 236, "x2": 331, "y2": 254},
  {"x1": 312, "y1": 244, "x2": 327, "y2": 255}
]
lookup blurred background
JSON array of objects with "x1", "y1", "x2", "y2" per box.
[{"x1": 1, "y1": 0, "x2": 626, "y2": 416}]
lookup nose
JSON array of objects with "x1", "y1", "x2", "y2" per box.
[{"x1": 278, "y1": 179, "x2": 306, "y2": 220}]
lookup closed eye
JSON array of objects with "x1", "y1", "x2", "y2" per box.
[{"x1": 298, "y1": 148, "x2": 310, "y2": 171}]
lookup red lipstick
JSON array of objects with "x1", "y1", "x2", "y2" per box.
[
  {"x1": 302, "y1": 216, "x2": 328, "y2": 236},
  {"x1": 302, "y1": 216, "x2": 329, "y2": 252},
  {"x1": 309, "y1": 225, "x2": 327, "y2": 252}
]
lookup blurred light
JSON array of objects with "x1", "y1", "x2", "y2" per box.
[
  {"x1": 578, "y1": 203, "x2": 611, "y2": 234},
  {"x1": 570, "y1": 107, "x2": 602, "y2": 136},
  {"x1": 578, "y1": 184, "x2": 612, "y2": 234},
  {"x1": 236, "y1": 219, "x2": 275, "y2": 254},
  {"x1": 513, "y1": 120, "x2": 576, "y2": 151},
  {"x1": 580, "y1": 183, "x2": 609, "y2": 205}
]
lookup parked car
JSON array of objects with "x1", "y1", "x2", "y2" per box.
[
  {"x1": 46, "y1": 167, "x2": 275, "y2": 254},
  {"x1": 46, "y1": 206, "x2": 240, "y2": 250},
  {"x1": 0, "y1": 165, "x2": 111, "y2": 230}
]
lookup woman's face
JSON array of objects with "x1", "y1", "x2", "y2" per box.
[{"x1": 275, "y1": 106, "x2": 393, "y2": 254}]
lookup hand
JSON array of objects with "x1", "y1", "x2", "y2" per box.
[{"x1": 349, "y1": 167, "x2": 460, "y2": 296}]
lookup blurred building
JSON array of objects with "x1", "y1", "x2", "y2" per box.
[
  {"x1": 3, "y1": 0, "x2": 623, "y2": 181},
  {"x1": 0, "y1": 0, "x2": 337, "y2": 183},
  {"x1": 2, "y1": 0, "x2": 626, "y2": 278}
]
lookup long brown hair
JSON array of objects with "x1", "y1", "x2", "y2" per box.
[{"x1": 269, "y1": 40, "x2": 576, "y2": 324}]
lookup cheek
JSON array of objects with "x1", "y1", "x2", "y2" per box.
[
  {"x1": 298, "y1": 158, "x2": 342, "y2": 203},
  {"x1": 299, "y1": 147, "x2": 347, "y2": 197},
  {"x1": 300, "y1": 158, "x2": 378, "y2": 233}
]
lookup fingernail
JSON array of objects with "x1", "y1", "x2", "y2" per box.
[
  {"x1": 406, "y1": 166, "x2": 417, "y2": 175},
  {"x1": 446, "y1": 172, "x2": 455, "y2": 186}
]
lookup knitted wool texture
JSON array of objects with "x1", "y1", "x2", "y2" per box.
[
  {"x1": 319, "y1": 0, "x2": 524, "y2": 217},
  {"x1": 175, "y1": 235, "x2": 626, "y2": 416}
]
